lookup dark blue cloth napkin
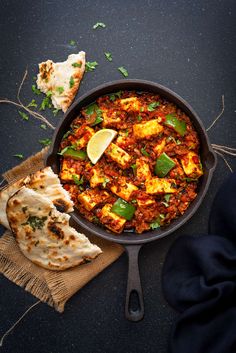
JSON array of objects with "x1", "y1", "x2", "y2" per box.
[{"x1": 162, "y1": 173, "x2": 236, "y2": 353}]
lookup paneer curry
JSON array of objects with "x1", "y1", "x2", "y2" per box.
[{"x1": 59, "y1": 91, "x2": 203, "y2": 234}]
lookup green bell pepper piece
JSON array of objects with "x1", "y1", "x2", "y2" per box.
[
  {"x1": 59, "y1": 147, "x2": 87, "y2": 160},
  {"x1": 164, "y1": 114, "x2": 186, "y2": 136},
  {"x1": 111, "y1": 198, "x2": 136, "y2": 221},
  {"x1": 155, "y1": 153, "x2": 176, "y2": 177}
]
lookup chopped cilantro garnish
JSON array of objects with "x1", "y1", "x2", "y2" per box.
[
  {"x1": 27, "y1": 99, "x2": 37, "y2": 108},
  {"x1": 72, "y1": 62, "x2": 82, "y2": 68},
  {"x1": 102, "y1": 177, "x2": 110, "y2": 188},
  {"x1": 40, "y1": 124, "x2": 47, "y2": 130},
  {"x1": 125, "y1": 129, "x2": 129, "y2": 137},
  {"x1": 22, "y1": 216, "x2": 47, "y2": 231},
  {"x1": 109, "y1": 91, "x2": 123, "y2": 101},
  {"x1": 104, "y1": 52, "x2": 112, "y2": 61},
  {"x1": 69, "y1": 76, "x2": 75, "y2": 88},
  {"x1": 56, "y1": 86, "x2": 64, "y2": 94},
  {"x1": 39, "y1": 138, "x2": 51, "y2": 146},
  {"x1": 93, "y1": 22, "x2": 106, "y2": 29},
  {"x1": 40, "y1": 91, "x2": 52, "y2": 110},
  {"x1": 72, "y1": 175, "x2": 84, "y2": 185},
  {"x1": 137, "y1": 115, "x2": 142, "y2": 121},
  {"x1": 131, "y1": 164, "x2": 137, "y2": 174},
  {"x1": 18, "y1": 111, "x2": 29, "y2": 121},
  {"x1": 53, "y1": 108, "x2": 60, "y2": 116},
  {"x1": 62, "y1": 130, "x2": 71, "y2": 140},
  {"x1": 69, "y1": 40, "x2": 76, "y2": 46},
  {"x1": 118, "y1": 66, "x2": 128, "y2": 77},
  {"x1": 164, "y1": 194, "x2": 171, "y2": 202},
  {"x1": 148, "y1": 102, "x2": 160, "y2": 111},
  {"x1": 141, "y1": 147, "x2": 150, "y2": 157},
  {"x1": 13, "y1": 154, "x2": 24, "y2": 159},
  {"x1": 91, "y1": 116, "x2": 103, "y2": 126},
  {"x1": 150, "y1": 219, "x2": 160, "y2": 230},
  {"x1": 32, "y1": 85, "x2": 41, "y2": 95},
  {"x1": 85, "y1": 61, "x2": 98, "y2": 72},
  {"x1": 159, "y1": 213, "x2": 165, "y2": 219}
]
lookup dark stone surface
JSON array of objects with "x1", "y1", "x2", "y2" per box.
[{"x1": 0, "y1": 1, "x2": 236, "y2": 352}]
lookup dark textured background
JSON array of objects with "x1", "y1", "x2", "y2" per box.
[{"x1": 0, "y1": 1, "x2": 236, "y2": 352}]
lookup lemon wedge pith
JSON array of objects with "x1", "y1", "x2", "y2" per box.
[{"x1": 87, "y1": 129, "x2": 117, "y2": 164}]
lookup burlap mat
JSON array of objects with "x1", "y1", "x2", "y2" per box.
[{"x1": 0, "y1": 147, "x2": 124, "y2": 312}]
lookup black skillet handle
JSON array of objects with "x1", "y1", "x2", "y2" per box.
[{"x1": 125, "y1": 244, "x2": 144, "y2": 322}]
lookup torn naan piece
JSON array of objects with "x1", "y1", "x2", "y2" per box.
[
  {"x1": 36, "y1": 51, "x2": 86, "y2": 112},
  {"x1": 0, "y1": 167, "x2": 74, "y2": 230},
  {"x1": 7, "y1": 187, "x2": 102, "y2": 270}
]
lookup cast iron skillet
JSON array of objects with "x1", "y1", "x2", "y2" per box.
[{"x1": 45, "y1": 80, "x2": 217, "y2": 322}]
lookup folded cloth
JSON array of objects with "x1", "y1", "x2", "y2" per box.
[{"x1": 162, "y1": 173, "x2": 236, "y2": 353}]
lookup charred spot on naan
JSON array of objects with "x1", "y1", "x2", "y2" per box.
[
  {"x1": 53, "y1": 198, "x2": 69, "y2": 213},
  {"x1": 47, "y1": 221, "x2": 65, "y2": 239}
]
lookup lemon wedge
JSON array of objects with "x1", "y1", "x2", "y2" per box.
[{"x1": 87, "y1": 129, "x2": 118, "y2": 164}]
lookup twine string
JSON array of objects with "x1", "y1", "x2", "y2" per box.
[
  {"x1": 0, "y1": 69, "x2": 55, "y2": 130},
  {"x1": 206, "y1": 95, "x2": 225, "y2": 132},
  {"x1": 0, "y1": 300, "x2": 41, "y2": 347}
]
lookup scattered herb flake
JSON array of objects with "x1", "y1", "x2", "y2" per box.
[
  {"x1": 62, "y1": 131, "x2": 71, "y2": 140},
  {"x1": 56, "y1": 86, "x2": 64, "y2": 94},
  {"x1": 40, "y1": 92, "x2": 52, "y2": 111},
  {"x1": 104, "y1": 52, "x2": 112, "y2": 61},
  {"x1": 161, "y1": 201, "x2": 169, "y2": 207},
  {"x1": 53, "y1": 108, "x2": 60, "y2": 116},
  {"x1": 141, "y1": 147, "x2": 150, "y2": 157},
  {"x1": 18, "y1": 111, "x2": 29, "y2": 121},
  {"x1": 102, "y1": 177, "x2": 110, "y2": 188},
  {"x1": 125, "y1": 129, "x2": 129, "y2": 137},
  {"x1": 164, "y1": 194, "x2": 171, "y2": 202},
  {"x1": 91, "y1": 116, "x2": 103, "y2": 126},
  {"x1": 85, "y1": 61, "x2": 98, "y2": 72},
  {"x1": 39, "y1": 138, "x2": 51, "y2": 146},
  {"x1": 131, "y1": 164, "x2": 137, "y2": 174},
  {"x1": 40, "y1": 124, "x2": 47, "y2": 130},
  {"x1": 150, "y1": 219, "x2": 160, "y2": 230},
  {"x1": 137, "y1": 115, "x2": 142, "y2": 121},
  {"x1": 72, "y1": 62, "x2": 82, "y2": 68},
  {"x1": 13, "y1": 154, "x2": 24, "y2": 159},
  {"x1": 69, "y1": 40, "x2": 76, "y2": 46},
  {"x1": 69, "y1": 76, "x2": 75, "y2": 88},
  {"x1": 22, "y1": 215, "x2": 47, "y2": 231},
  {"x1": 27, "y1": 99, "x2": 37, "y2": 108},
  {"x1": 93, "y1": 22, "x2": 106, "y2": 29},
  {"x1": 148, "y1": 102, "x2": 160, "y2": 111},
  {"x1": 72, "y1": 174, "x2": 84, "y2": 185},
  {"x1": 32, "y1": 84, "x2": 41, "y2": 95},
  {"x1": 118, "y1": 66, "x2": 128, "y2": 77}
]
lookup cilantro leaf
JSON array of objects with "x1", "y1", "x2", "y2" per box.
[
  {"x1": 93, "y1": 22, "x2": 106, "y2": 29},
  {"x1": 56, "y1": 86, "x2": 64, "y2": 94},
  {"x1": 164, "y1": 194, "x2": 171, "y2": 202},
  {"x1": 13, "y1": 154, "x2": 24, "y2": 159},
  {"x1": 118, "y1": 67, "x2": 128, "y2": 77},
  {"x1": 72, "y1": 175, "x2": 84, "y2": 185},
  {"x1": 32, "y1": 85, "x2": 41, "y2": 95},
  {"x1": 141, "y1": 147, "x2": 150, "y2": 157},
  {"x1": 39, "y1": 138, "x2": 51, "y2": 146},
  {"x1": 69, "y1": 76, "x2": 75, "y2": 88},
  {"x1": 53, "y1": 108, "x2": 60, "y2": 116},
  {"x1": 40, "y1": 124, "x2": 47, "y2": 130},
  {"x1": 85, "y1": 61, "x2": 98, "y2": 72},
  {"x1": 27, "y1": 99, "x2": 37, "y2": 108},
  {"x1": 104, "y1": 52, "x2": 112, "y2": 62},
  {"x1": 148, "y1": 102, "x2": 160, "y2": 111},
  {"x1": 150, "y1": 219, "x2": 160, "y2": 230},
  {"x1": 69, "y1": 40, "x2": 76, "y2": 46},
  {"x1": 18, "y1": 111, "x2": 29, "y2": 121},
  {"x1": 72, "y1": 62, "x2": 82, "y2": 68},
  {"x1": 102, "y1": 177, "x2": 110, "y2": 188}
]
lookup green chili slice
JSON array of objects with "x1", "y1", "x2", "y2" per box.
[
  {"x1": 155, "y1": 153, "x2": 176, "y2": 177},
  {"x1": 111, "y1": 198, "x2": 136, "y2": 220},
  {"x1": 164, "y1": 114, "x2": 186, "y2": 136},
  {"x1": 59, "y1": 147, "x2": 87, "y2": 160}
]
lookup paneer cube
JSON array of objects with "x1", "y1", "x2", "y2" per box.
[
  {"x1": 180, "y1": 152, "x2": 203, "y2": 178},
  {"x1": 60, "y1": 159, "x2": 78, "y2": 182},
  {"x1": 111, "y1": 178, "x2": 138, "y2": 201},
  {"x1": 136, "y1": 158, "x2": 152, "y2": 181},
  {"x1": 153, "y1": 138, "x2": 166, "y2": 156},
  {"x1": 145, "y1": 178, "x2": 177, "y2": 194},
  {"x1": 78, "y1": 189, "x2": 110, "y2": 211},
  {"x1": 116, "y1": 131, "x2": 127, "y2": 146},
  {"x1": 99, "y1": 204, "x2": 126, "y2": 233},
  {"x1": 119, "y1": 97, "x2": 141, "y2": 112},
  {"x1": 102, "y1": 108, "x2": 121, "y2": 127},
  {"x1": 133, "y1": 120, "x2": 163, "y2": 139},
  {"x1": 71, "y1": 127, "x2": 95, "y2": 148},
  {"x1": 90, "y1": 167, "x2": 106, "y2": 188},
  {"x1": 137, "y1": 195, "x2": 156, "y2": 207},
  {"x1": 105, "y1": 143, "x2": 131, "y2": 169}
]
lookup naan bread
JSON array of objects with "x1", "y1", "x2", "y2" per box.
[
  {"x1": 0, "y1": 167, "x2": 74, "y2": 230},
  {"x1": 36, "y1": 52, "x2": 86, "y2": 112},
  {"x1": 7, "y1": 187, "x2": 102, "y2": 270}
]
